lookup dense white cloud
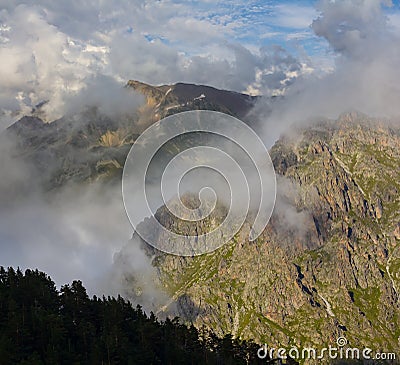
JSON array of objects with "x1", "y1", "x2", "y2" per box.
[
  {"x1": 0, "y1": 5, "x2": 110, "y2": 127},
  {"x1": 313, "y1": 0, "x2": 393, "y2": 57},
  {"x1": 256, "y1": 0, "x2": 400, "y2": 146},
  {"x1": 0, "y1": 184, "x2": 130, "y2": 294}
]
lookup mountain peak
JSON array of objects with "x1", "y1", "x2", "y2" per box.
[{"x1": 126, "y1": 80, "x2": 258, "y2": 120}]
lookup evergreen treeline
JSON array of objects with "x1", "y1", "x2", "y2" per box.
[{"x1": 0, "y1": 267, "x2": 272, "y2": 364}]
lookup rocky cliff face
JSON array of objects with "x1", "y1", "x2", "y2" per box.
[{"x1": 148, "y1": 112, "x2": 400, "y2": 355}]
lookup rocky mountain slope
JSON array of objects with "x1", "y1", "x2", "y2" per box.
[
  {"x1": 2, "y1": 82, "x2": 399, "y2": 358},
  {"x1": 144, "y1": 112, "x2": 400, "y2": 355},
  {"x1": 127, "y1": 80, "x2": 258, "y2": 126}
]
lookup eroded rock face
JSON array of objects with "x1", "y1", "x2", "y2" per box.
[{"x1": 146, "y1": 113, "x2": 400, "y2": 354}]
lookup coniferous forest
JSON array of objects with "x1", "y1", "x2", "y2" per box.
[{"x1": 0, "y1": 267, "x2": 274, "y2": 365}]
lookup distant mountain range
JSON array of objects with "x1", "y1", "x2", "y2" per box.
[{"x1": 2, "y1": 81, "x2": 400, "y2": 359}]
